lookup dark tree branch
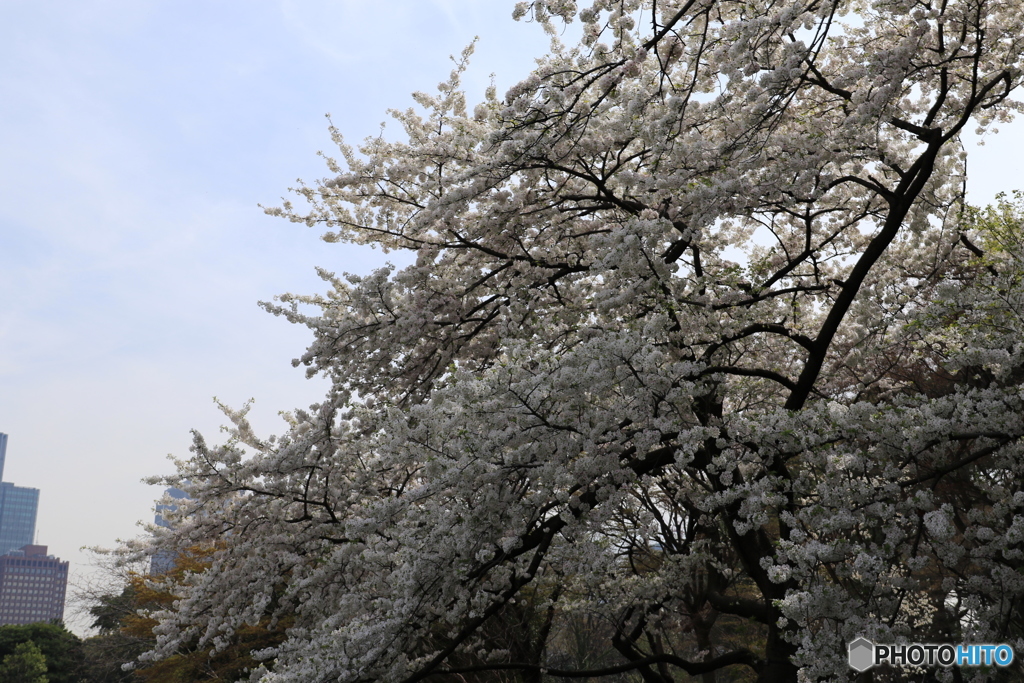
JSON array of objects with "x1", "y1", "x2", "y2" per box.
[{"x1": 706, "y1": 591, "x2": 772, "y2": 624}]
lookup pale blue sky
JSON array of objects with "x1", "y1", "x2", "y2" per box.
[{"x1": 0, "y1": 1, "x2": 1021, "y2": 634}]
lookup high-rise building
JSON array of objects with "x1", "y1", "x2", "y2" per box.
[
  {"x1": 0, "y1": 484, "x2": 40, "y2": 557},
  {"x1": 0, "y1": 435, "x2": 61, "y2": 626},
  {"x1": 0, "y1": 545, "x2": 68, "y2": 626},
  {"x1": 0, "y1": 434, "x2": 39, "y2": 556},
  {"x1": 151, "y1": 487, "x2": 189, "y2": 575}
]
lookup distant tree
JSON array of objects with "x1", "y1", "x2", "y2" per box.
[
  {"x1": 74, "y1": 584, "x2": 147, "y2": 683},
  {"x1": 77, "y1": 636, "x2": 144, "y2": 683},
  {"x1": 0, "y1": 624, "x2": 81, "y2": 683},
  {"x1": 123, "y1": 1, "x2": 1024, "y2": 681},
  {"x1": 0, "y1": 640, "x2": 49, "y2": 683},
  {"x1": 80, "y1": 547, "x2": 290, "y2": 683}
]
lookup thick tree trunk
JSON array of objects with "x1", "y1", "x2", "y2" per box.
[{"x1": 755, "y1": 659, "x2": 800, "y2": 683}]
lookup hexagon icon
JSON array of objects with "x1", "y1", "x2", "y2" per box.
[{"x1": 848, "y1": 637, "x2": 875, "y2": 672}]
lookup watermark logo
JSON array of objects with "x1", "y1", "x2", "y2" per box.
[{"x1": 848, "y1": 638, "x2": 1014, "y2": 671}]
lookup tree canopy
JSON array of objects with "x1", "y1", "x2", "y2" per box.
[
  {"x1": 128, "y1": 1, "x2": 1024, "y2": 681},
  {"x1": 0, "y1": 641, "x2": 49, "y2": 683},
  {"x1": 80, "y1": 548, "x2": 290, "y2": 683},
  {"x1": 0, "y1": 624, "x2": 81, "y2": 683}
]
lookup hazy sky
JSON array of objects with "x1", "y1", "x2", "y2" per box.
[{"x1": 1, "y1": 1, "x2": 1022, "y2": 635}]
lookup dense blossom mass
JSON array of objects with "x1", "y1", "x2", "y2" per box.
[{"x1": 131, "y1": 1, "x2": 1024, "y2": 681}]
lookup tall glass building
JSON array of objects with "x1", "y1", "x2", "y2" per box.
[
  {"x1": 0, "y1": 435, "x2": 40, "y2": 557},
  {"x1": 150, "y1": 487, "x2": 189, "y2": 575},
  {"x1": 0, "y1": 485, "x2": 39, "y2": 556}
]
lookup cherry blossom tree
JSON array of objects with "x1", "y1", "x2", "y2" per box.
[{"x1": 131, "y1": 1, "x2": 1024, "y2": 681}]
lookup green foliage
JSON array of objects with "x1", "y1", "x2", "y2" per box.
[
  {"x1": 75, "y1": 583, "x2": 148, "y2": 682},
  {"x1": 76, "y1": 633, "x2": 146, "y2": 683},
  {"x1": 0, "y1": 624, "x2": 81, "y2": 683},
  {"x1": 89, "y1": 584, "x2": 139, "y2": 635},
  {"x1": 0, "y1": 640, "x2": 48, "y2": 683},
  {"x1": 964, "y1": 191, "x2": 1024, "y2": 260}
]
